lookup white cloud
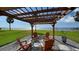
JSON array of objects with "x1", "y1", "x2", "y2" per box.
[
  {"x1": 64, "y1": 16, "x2": 75, "y2": 22},
  {"x1": 58, "y1": 16, "x2": 75, "y2": 23}
]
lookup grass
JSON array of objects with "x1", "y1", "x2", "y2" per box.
[
  {"x1": 37, "y1": 30, "x2": 79, "y2": 43},
  {"x1": 0, "y1": 30, "x2": 31, "y2": 47},
  {"x1": 0, "y1": 30, "x2": 79, "y2": 47}
]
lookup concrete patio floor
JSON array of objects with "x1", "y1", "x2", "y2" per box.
[{"x1": 0, "y1": 36, "x2": 79, "y2": 51}]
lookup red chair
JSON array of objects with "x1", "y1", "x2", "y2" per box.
[{"x1": 44, "y1": 39, "x2": 54, "y2": 51}]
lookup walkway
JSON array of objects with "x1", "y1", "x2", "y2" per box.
[{"x1": 0, "y1": 36, "x2": 79, "y2": 51}]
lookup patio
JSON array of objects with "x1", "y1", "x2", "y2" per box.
[
  {"x1": 0, "y1": 35, "x2": 79, "y2": 51},
  {"x1": 0, "y1": 7, "x2": 78, "y2": 51}
]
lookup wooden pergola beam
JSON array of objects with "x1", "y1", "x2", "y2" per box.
[
  {"x1": 19, "y1": 13, "x2": 61, "y2": 18},
  {"x1": 21, "y1": 9, "x2": 70, "y2": 21},
  {"x1": 14, "y1": 7, "x2": 73, "y2": 16},
  {"x1": 24, "y1": 18, "x2": 56, "y2": 23},
  {"x1": 0, "y1": 7, "x2": 76, "y2": 25},
  {"x1": 0, "y1": 7, "x2": 20, "y2": 11},
  {"x1": 0, "y1": 10, "x2": 30, "y2": 23}
]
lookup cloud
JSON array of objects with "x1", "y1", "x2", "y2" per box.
[
  {"x1": 64, "y1": 16, "x2": 75, "y2": 22},
  {"x1": 58, "y1": 16, "x2": 75, "y2": 23},
  {"x1": 58, "y1": 8, "x2": 79, "y2": 23}
]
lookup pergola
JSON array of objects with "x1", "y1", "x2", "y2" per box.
[{"x1": 0, "y1": 7, "x2": 76, "y2": 40}]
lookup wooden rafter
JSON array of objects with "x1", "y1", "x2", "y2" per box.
[
  {"x1": 0, "y1": 7, "x2": 20, "y2": 11},
  {"x1": 0, "y1": 10, "x2": 30, "y2": 23},
  {"x1": 20, "y1": 13, "x2": 61, "y2": 19},
  {"x1": 24, "y1": 8, "x2": 29, "y2": 12},
  {"x1": 13, "y1": 7, "x2": 72, "y2": 16},
  {"x1": 0, "y1": 7, "x2": 76, "y2": 24},
  {"x1": 35, "y1": 7, "x2": 38, "y2": 11},
  {"x1": 30, "y1": 7, "x2": 33, "y2": 11}
]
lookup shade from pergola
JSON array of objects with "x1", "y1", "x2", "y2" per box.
[{"x1": 0, "y1": 7, "x2": 76, "y2": 24}]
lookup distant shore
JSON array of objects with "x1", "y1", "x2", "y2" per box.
[{"x1": 1, "y1": 27, "x2": 79, "y2": 31}]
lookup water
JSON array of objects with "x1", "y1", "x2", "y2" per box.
[
  {"x1": 40, "y1": 28, "x2": 79, "y2": 31},
  {"x1": 55, "y1": 28, "x2": 79, "y2": 31}
]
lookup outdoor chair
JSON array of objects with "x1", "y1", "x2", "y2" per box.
[
  {"x1": 44, "y1": 39, "x2": 54, "y2": 51},
  {"x1": 32, "y1": 32, "x2": 39, "y2": 42},
  {"x1": 62, "y1": 36, "x2": 67, "y2": 44},
  {"x1": 16, "y1": 39, "x2": 31, "y2": 51}
]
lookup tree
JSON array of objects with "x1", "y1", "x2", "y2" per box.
[{"x1": 6, "y1": 17, "x2": 14, "y2": 30}]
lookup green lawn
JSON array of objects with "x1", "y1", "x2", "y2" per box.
[
  {"x1": 0, "y1": 30, "x2": 79, "y2": 47},
  {"x1": 0, "y1": 30, "x2": 31, "y2": 47},
  {"x1": 37, "y1": 30, "x2": 79, "y2": 43}
]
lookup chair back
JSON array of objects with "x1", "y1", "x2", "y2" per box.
[
  {"x1": 44, "y1": 39, "x2": 54, "y2": 51},
  {"x1": 16, "y1": 38, "x2": 23, "y2": 46},
  {"x1": 16, "y1": 39, "x2": 30, "y2": 51}
]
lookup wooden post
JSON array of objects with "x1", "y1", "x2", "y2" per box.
[
  {"x1": 30, "y1": 23, "x2": 33, "y2": 39},
  {"x1": 35, "y1": 25, "x2": 36, "y2": 32},
  {"x1": 52, "y1": 20, "x2": 56, "y2": 40},
  {"x1": 52, "y1": 24, "x2": 55, "y2": 40}
]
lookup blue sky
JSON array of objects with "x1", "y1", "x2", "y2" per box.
[{"x1": 0, "y1": 8, "x2": 79, "y2": 30}]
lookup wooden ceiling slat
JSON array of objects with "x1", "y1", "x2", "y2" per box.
[
  {"x1": 30, "y1": 7, "x2": 33, "y2": 12},
  {"x1": 16, "y1": 9, "x2": 23, "y2": 13},
  {"x1": 0, "y1": 10, "x2": 30, "y2": 23},
  {"x1": 35, "y1": 7, "x2": 38, "y2": 11},
  {"x1": 47, "y1": 7, "x2": 49, "y2": 18},
  {"x1": 20, "y1": 8, "x2": 26, "y2": 13},
  {"x1": 22, "y1": 13, "x2": 61, "y2": 19},
  {"x1": 5, "y1": 10, "x2": 14, "y2": 15},
  {"x1": 24, "y1": 8, "x2": 29, "y2": 12},
  {"x1": 23, "y1": 18, "x2": 56, "y2": 23},
  {"x1": 0, "y1": 7, "x2": 76, "y2": 24},
  {"x1": 14, "y1": 7, "x2": 71, "y2": 16},
  {"x1": 41, "y1": 7, "x2": 43, "y2": 10},
  {"x1": 17, "y1": 8, "x2": 27, "y2": 17},
  {"x1": 11, "y1": 10, "x2": 18, "y2": 14}
]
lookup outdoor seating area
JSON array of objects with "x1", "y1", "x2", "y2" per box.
[
  {"x1": 16, "y1": 32, "x2": 55, "y2": 51},
  {"x1": 0, "y1": 7, "x2": 79, "y2": 51}
]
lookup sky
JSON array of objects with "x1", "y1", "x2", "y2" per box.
[{"x1": 0, "y1": 8, "x2": 79, "y2": 30}]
